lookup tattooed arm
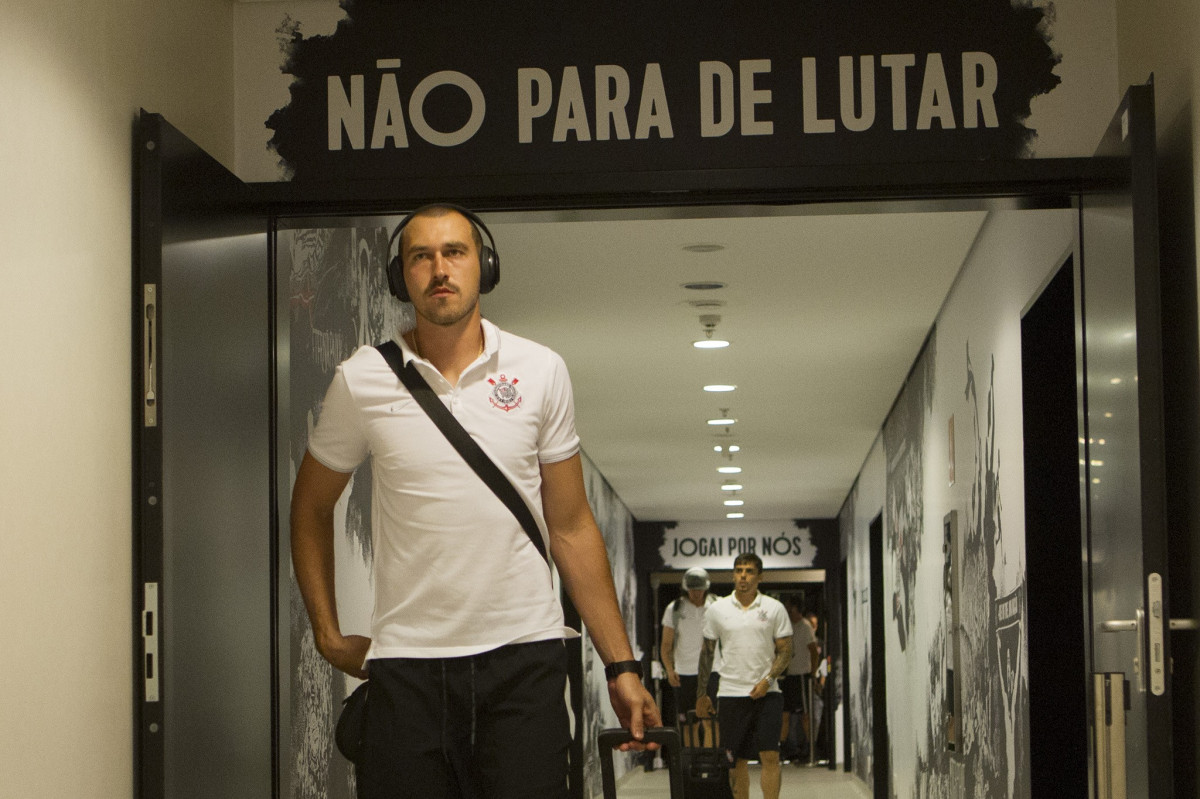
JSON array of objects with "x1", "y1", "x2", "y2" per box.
[{"x1": 750, "y1": 636, "x2": 794, "y2": 700}]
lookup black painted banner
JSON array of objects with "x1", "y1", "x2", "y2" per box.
[{"x1": 267, "y1": 0, "x2": 1061, "y2": 182}]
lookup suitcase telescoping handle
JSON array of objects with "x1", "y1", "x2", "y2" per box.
[{"x1": 598, "y1": 727, "x2": 684, "y2": 799}]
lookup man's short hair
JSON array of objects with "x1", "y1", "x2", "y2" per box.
[
  {"x1": 733, "y1": 552, "x2": 763, "y2": 573},
  {"x1": 399, "y1": 204, "x2": 485, "y2": 260}
]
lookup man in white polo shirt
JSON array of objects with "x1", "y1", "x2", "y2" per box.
[
  {"x1": 696, "y1": 553, "x2": 792, "y2": 799},
  {"x1": 661, "y1": 567, "x2": 717, "y2": 740},
  {"x1": 290, "y1": 204, "x2": 658, "y2": 799}
]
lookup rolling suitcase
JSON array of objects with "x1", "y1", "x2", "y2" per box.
[
  {"x1": 680, "y1": 710, "x2": 734, "y2": 799},
  {"x1": 599, "y1": 727, "x2": 684, "y2": 798}
]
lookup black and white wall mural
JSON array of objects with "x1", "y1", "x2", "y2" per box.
[
  {"x1": 282, "y1": 224, "x2": 402, "y2": 799},
  {"x1": 277, "y1": 223, "x2": 640, "y2": 799},
  {"x1": 842, "y1": 438, "x2": 884, "y2": 788},
  {"x1": 839, "y1": 208, "x2": 1075, "y2": 798},
  {"x1": 579, "y1": 453, "x2": 641, "y2": 797}
]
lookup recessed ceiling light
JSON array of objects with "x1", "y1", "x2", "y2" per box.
[
  {"x1": 726, "y1": 512, "x2": 745, "y2": 519},
  {"x1": 724, "y1": 499, "x2": 744, "y2": 506},
  {"x1": 721, "y1": 483, "x2": 743, "y2": 491},
  {"x1": 708, "y1": 418, "x2": 736, "y2": 426},
  {"x1": 718, "y1": 466, "x2": 742, "y2": 474},
  {"x1": 704, "y1": 384, "x2": 736, "y2": 392},
  {"x1": 694, "y1": 339, "x2": 730, "y2": 349},
  {"x1": 728, "y1": 445, "x2": 740, "y2": 452}
]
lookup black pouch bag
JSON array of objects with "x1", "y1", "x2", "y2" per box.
[{"x1": 335, "y1": 681, "x2": 370, "y2": 763}]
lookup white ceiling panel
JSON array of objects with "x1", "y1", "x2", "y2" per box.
[{"x1": 477, "y1": 205, "x2": 987, "y2": 522}]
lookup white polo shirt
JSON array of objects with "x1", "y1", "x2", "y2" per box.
[
  {"x1": 702, "y1": 592, "x2": 792, "y2": 697},
  {"x1": 662, "y1": 594, "x2": 715, "y2": 676},
  {"x1": 307, "y1": 318, "x2": 581, "y2": 658}
]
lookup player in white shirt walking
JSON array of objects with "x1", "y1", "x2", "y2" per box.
[{"x1": 696, "y1": 554, "x2": 792, "y2": 799}]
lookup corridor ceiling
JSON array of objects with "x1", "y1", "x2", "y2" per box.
[{"x1": 479, "y1": 205, "x2": 989, "y2": 523}]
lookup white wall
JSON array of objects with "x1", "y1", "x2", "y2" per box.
[{"x1": 0, "y1": 2, "x2": 235, "y2": 796}]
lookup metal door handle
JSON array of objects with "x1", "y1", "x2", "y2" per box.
[
  {"x1": 1100, "y1": 608, "x2": 1145, "y2": 693},
  {"x1": 143, "y1": 284, "x2": 158, "y2": 427},
  {"x1": 1100, "y1": 575, "x2": 1172, "y2": 696},
  {"x1": 1101, "y1": 620, "x2": 1138, "y2": 632},
  {"x1": 1115, "y1": 617, "x2": 1199, "y2": 630}
]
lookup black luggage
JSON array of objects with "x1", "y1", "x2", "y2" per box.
[
  {"x1": 599, "y1": 727, "x2": 684, "y2": 798},
  {"x1": 679, "y1": 710, "x2": 734, "y2": 799}
]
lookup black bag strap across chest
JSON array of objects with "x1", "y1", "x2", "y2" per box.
[{"x1": 374, "y1": 340, "x2": 549, "y2": 565}]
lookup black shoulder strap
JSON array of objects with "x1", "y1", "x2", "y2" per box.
[{"x1": 375, "y1": 340, "x2": 549, "y2": 565}]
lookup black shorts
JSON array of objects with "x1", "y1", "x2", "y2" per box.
[
  {"x1": 358, "y1": 640, "x2": 569, "y2": 799},
  {"x1": 673, "y1": 674, "x2": 700, "y2": 721},
  {"x1": 780, "y1": 674, "x2": 811, "y2": 712},
  {"x1": 719, "y1": 693, "x2": 784, "y2": 761}
]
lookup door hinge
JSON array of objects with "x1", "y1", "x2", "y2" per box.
[{"x1": 142, "y1": 582, "x2": 159, "y2": 702}]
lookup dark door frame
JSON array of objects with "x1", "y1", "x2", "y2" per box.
[{"x1": 867, "y1": 513, "x2": 889, "y2": 798}]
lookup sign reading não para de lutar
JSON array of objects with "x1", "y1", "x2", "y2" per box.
[{"x1": 266, "y1": 1, "x2": 1061, "y2": 182}]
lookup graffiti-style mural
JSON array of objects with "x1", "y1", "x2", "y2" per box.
[
  {"x1": 840, "y1": 210, "x2": 1074, "y2": 798},
  {"x1": 284, "y1": 224, "x2": 402, "y2": 799},
  {"x1": 580, "y1": 453, "x2": 640, "y2": 798}
]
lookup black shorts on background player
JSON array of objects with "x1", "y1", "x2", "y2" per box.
[
  {"x1": 780, "y1": 673, "x2": 810, "y2": 713},
  {"x1": 674, "y1": 674, "x2": 700, "y2": 720}
]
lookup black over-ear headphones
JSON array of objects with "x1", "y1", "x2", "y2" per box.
[{"x1": 385, "y1": 204, "x2": 500, "y2": 302}]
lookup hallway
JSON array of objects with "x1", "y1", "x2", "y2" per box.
[{"x1": 614, "y1": 762, "x2": 870, "y2": 798}]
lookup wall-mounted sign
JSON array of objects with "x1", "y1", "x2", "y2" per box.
[
  {"x1": 659, "y1": 520, "x2": 834, "y2": 570},
  {"x1": 251, "y1": 0, "x2": 1092, "y2": 183}
]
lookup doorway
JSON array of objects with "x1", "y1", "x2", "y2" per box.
[
  {"x1": 134, "y1": 87, "x2": 1170, "y2": 799},
  {"x1": 1021, "y1": 257, "x2": 1088, "y2": 795},
  {"x1": 652, "y1": 563, "x2": 830, "y2": 763}
]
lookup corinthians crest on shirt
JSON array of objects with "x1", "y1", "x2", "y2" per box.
[{"x1": 488, "y1": 374, "x2": 523, "y2": 411}]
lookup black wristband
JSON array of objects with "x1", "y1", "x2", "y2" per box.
[{"x1": 604, "y1": 660, "x2": 643, "y2": 681}]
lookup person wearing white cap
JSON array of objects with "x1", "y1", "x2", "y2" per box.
[{"x1": 660, "y1": 566, "x2": 717, "y2": 735}]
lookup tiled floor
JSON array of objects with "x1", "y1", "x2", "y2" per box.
[{"x1": 611, "y1": 761, "x2": 871, "y2": 798}]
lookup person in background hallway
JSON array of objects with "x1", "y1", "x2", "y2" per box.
[
  {"x1": 290, "y1": 204, "x2": 659, "y2": 799},
  {"x1": 780, "y1": 598, "x2": 820, "y2": 761},
  {"x1": 808, "y1": 611, "x2": 828, "y2": 760},
  {"x1": 661, "y1": 567, "x2": 717, "y2": 743},
  {"x1": 696, "y1": 553, "x2": 792, "y2": 799}
]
